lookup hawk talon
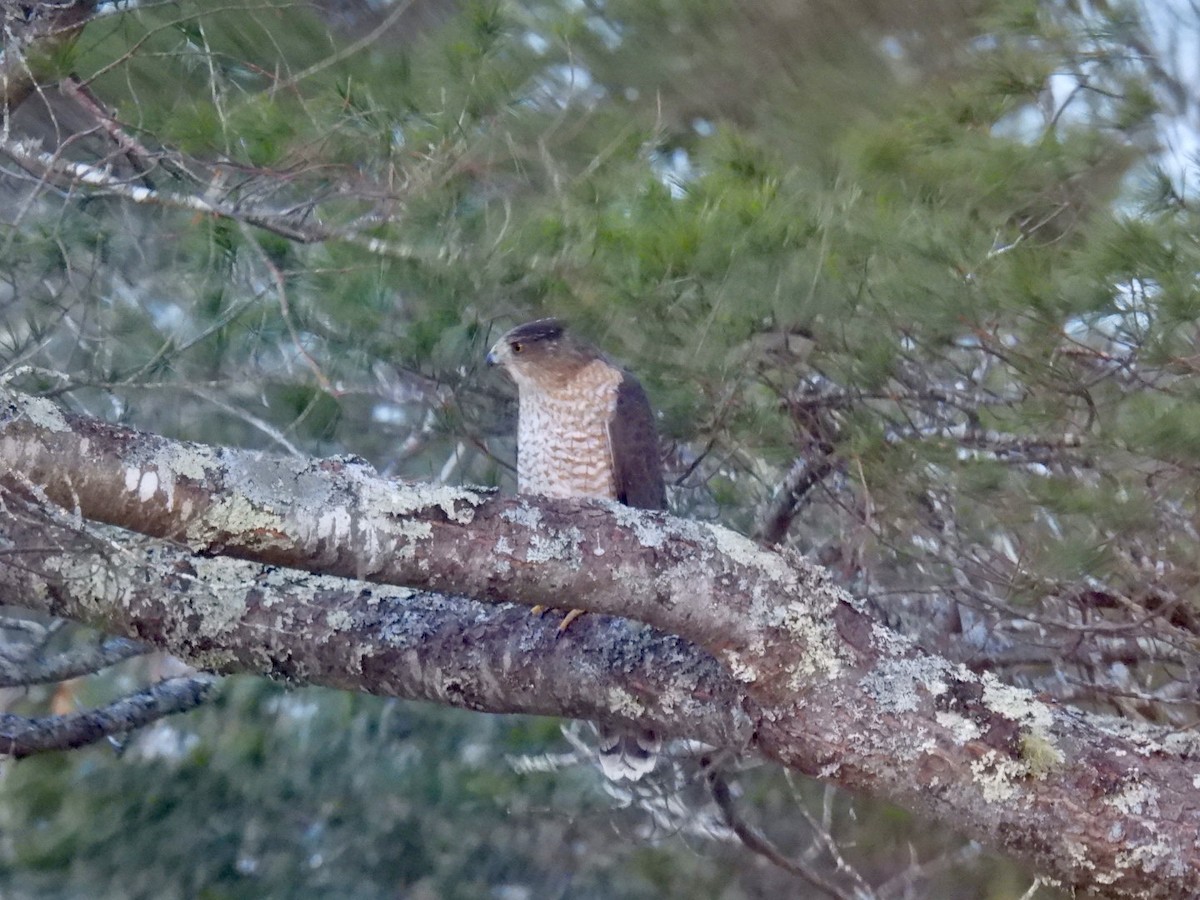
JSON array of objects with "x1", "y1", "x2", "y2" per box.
[
  {"x1": 556, "y1": 608, "x2": 586, "y2": 633},
  {"x1": 532, "y1": 607, "x2": 588, "y2": 633}
]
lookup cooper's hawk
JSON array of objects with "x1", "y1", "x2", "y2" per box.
[{"x1": 487, "y1": 317, "x2": 664, "y2": 781}]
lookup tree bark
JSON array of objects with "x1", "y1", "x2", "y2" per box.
[{"x1": 2, "y1": 386, "x2": 1197, "y2": 898}]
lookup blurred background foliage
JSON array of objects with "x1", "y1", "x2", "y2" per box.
[{"x1": 2, "y1": 0, "x2": 1199, "y2": 896}]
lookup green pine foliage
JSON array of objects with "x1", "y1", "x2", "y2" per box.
[{"x1": 3, "y1": 0, "x2": 1198, "y2": 895}]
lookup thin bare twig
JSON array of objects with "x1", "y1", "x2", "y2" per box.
[
  {"x1": 705, "y1": 764, "x2": 870, "y2": 900},
  {"x1": 272, "y1": 0, "x2": 418, "y2": 93},
  {"x1": 0, "y1": 139, "x2": 446, "y2": 262}
]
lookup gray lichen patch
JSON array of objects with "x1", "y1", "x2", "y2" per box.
[
  {"x1": 500, "y1": 503, "x2": 588, "y2": 564},
  {"x1": 493, "y1": 535, "x2": 514, "y2": 575},
  {"x1": 628, "y1": 517, "x2": 851, "y2": 686},
  {"x1": 259, "y1": 455, "x2": 332, "y2": 501},
  {"x1": 1092, "y1": 715, "x2": 1200, "y2": 758},
  {"x1": 178, "y1": 556, "x2": 253, "y2": 640},
  {"x1": 979, "y1": 675, "x2": 1066, "y2": 770},
  {"x1": 606, "y1": 685, "x2": 649, "y2": 719},
  {"x1": 936, "y1": 710, "x2": 983, "y2": 743},
  {"x1": 500, "y1": 501, "x2": 542, "y2": 529},
  {"x1": 980, "y1": 674, "x2": 1055, "y2": 736},
  {"x1": 1114, "y1": 835, "x2": 1186, "y2": 881},
  {"x1": 705, "y1": 522, "x2": 794, "y2": 582},
  {"x1": 685, "y1": 520, "x2": 846, "y2": 683},
  {"x1": 157, "y1": 442, "x2": 218, "y2": 483},
  {"x1": 381, "y1": 480, "x2": 487, "y2": 525},
  {"x1": 45, "y1": 556, "x2": 126, "y2": 620},
  {"x1": 526, "y1": 525, "x2": 584, "y2": 566},
  {"x1": 316, "y1": 506, "x2": 353, "y2": 544},
  {"x1": 862, "y1": 653, "x2": 959, "y2": 713},
  {"x1": 970, "y1": 743, "x2": 1063, "y2": 803},
  {"x1": 389, "y1": 520, "x2": 434, "y2": 561},
  {"x1": 146, "y1": 443, "x2": 220, "y2": 510},
  {"x1": 6, "y1": 390, "x2": 71, "y2": 433},
  {"x1": 608, "y1": 502, "x2": 667, "y2": 548},
  {"x1": 866, "y1": 652, "x2": 1069, "y2": 781},
  {"x1": 184, "y1": 495, "x2": 288, "y2": 552},
  {"x1": 970, "y1": 749, "x2": 1029, "y2": 803},
  {"x1": 324, "y1": 608, "x2": 354, "y2": 632},
  {"x1": 721, "y1": 641, "x2": 764, "y2": 683},
  {"x1": 1064, "y1": 838, "x2": 1099, "y2": 875},
  {"x1": 1107, "y1": 776, "x2": 1161, "y2": 817},
  {"x1": 871, "y1": 621, "x2": 917, "y2": 655},
  {"x1": 767, "y1": 600, "x2": 844, "y2": 681}
]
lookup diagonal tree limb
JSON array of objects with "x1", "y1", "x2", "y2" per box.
[
  {"x1": 0, "y1": 499, "x2": 751, "y2": 750},
  {"x1": 0, "y1": 387, "x2": 838, "y2": 685},
  {"x1": 2, "y1": 386, "x2": 1199, "y2": 898}
]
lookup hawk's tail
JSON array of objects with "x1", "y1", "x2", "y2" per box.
[{"x1": 597, "y1": 725, "x2": 661, "y2": 782}]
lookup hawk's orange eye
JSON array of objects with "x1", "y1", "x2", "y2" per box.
[{"x1": 511, "y1": 341, "x2": 523, "y2": 353}]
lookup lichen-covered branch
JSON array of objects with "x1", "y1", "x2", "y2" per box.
[
  {"x1": 0, "y1": 387, "x2": 848, "y2": 700},
  {"x1": 2, "y1": 386, "x2": 1198, "y2": 898},
  {"x1": 0, "y1": 499, "x2": 750, "y2": 751},
  {"x1": 0, "y1": 673, "x2": 219, "y2": 758},
  {"x1": 0, "y1": 633, "x2": 145, "y2": 687}
]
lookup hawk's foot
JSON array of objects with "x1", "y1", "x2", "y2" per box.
[
  {"x1": 528, "y1": 606, "x2": 586, "y2": 633},
  {"x1": 556, "y1": 608, "x2": 585, "y2": 633}
]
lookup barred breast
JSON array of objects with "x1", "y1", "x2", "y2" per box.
[{"x1": 517, "y1": 360, "x2": 622, "y2": 500}]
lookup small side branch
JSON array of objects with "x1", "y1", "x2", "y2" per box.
[
  {"x1": 0, "y1": 139, "x2": 447, "y2": 262},
  {"x1": 706, "y1": 765, "x2": 869, "y2": 900},
  {"x1": 0, "y1": 633, "x2": 146, "y2": 686},
  {"x1": 0, "y1": 674, "x2": 219, "y2": 758},
  {"x1": 754, "y1": 449, "x2": 840, "y2": 546}
]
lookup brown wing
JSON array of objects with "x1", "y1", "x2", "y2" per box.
[
  {"x1": 602, "y1": 368, "x2": 667, "y2": 780},
  {"x1": 607, "y1": 371, "x2": 667, "y2": 511}
]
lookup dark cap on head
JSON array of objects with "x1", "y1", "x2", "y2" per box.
[
  {"x1": 504, "y1": 318, "x2": 565, "y2": 344},
  {"x1": 486, "y1": 317, "x2": 571, "y2": 367}
]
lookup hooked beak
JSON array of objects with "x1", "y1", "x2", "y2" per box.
[{"x1": 485, "y1": 349, "x2": 499, "y2": 367}]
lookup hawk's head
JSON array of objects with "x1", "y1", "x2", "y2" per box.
[{"x1": 486, "y1": 318, "x2": 600, "y2": 390}]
